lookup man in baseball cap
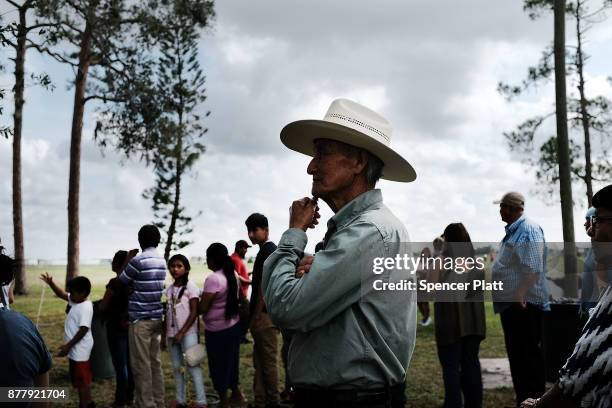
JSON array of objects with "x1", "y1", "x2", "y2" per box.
[
  {"x1": 232, "y1": 240, "x2": 251, "y2": 300},
  {"x1": 231, "y1": 240, "x2": 253, "y2": 351},
  {"x1": 493, "y1": 191, "x2": 525, "y2": 209},
  {"x1": 491, "y1": 191, "x2": 550, "y2": 405}
]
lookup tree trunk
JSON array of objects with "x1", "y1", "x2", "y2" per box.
[
  {"x1": 575, "y1": 1, "x2": 593, "y2": 206},
  {"x1": 164, "y1": 46, "x2": 184, "y2": 261},
  {"x1": 66, "y1": 21, "x2": 93, "y2": 286},
  {"x1": 554, "y1": 0, "x2": 578, "y2": 297},
  {"x1": 12, "y1": 5, "x2": 28, "y2": 294},
  {"x1": 164, "y1": 125, "x2": 183, "y2": 261}
]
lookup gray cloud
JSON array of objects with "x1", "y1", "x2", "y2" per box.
[{"x1": 203, "y1": 0, "x2": 555, "y2": 158}]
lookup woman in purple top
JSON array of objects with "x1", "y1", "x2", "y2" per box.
[{"x1": 200, "y1": 243, "x2": 245, "y2": 408}]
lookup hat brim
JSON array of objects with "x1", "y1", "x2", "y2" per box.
[
  {"x1": 280, "y1": 120, "x2": 417, "y2": 182},
  {"x1": 492, "y1": 200, "x2": 523, "y2": 209}
]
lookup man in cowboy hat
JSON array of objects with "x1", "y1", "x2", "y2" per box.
[{"x1": 262, "y1": 99, "x2": 417, "y2": 407}]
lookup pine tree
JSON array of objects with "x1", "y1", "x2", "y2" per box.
[
  {"x1": 95, "y1": 0, "x2": 214, "y2": 259},
  {"x1": 498, "y1": 0, "x2": 612, "y2": 207}
]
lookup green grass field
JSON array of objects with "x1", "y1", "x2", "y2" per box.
[{"x1": 10, "y1": 265, "x2": 515, "y2": 407}]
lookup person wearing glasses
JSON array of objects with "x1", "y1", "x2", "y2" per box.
[
  {"x1": 520, "y1": 184, "x2": 612, "y2": 408},
  {"x1": 491, "y1": 191, "x2": 550, "y2": 406}
]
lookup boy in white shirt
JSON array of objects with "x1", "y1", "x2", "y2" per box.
[{"x1": 41, "y1": 273, "x2": 94, "y2": 408}]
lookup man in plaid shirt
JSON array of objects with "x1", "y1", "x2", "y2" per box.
[{"x1": 492, "y1": 192, "x2": 550, "y2": 406}]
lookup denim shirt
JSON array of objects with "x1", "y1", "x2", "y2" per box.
[
  {"x1": 492, "y1": 215, "x2": 550, "y2": 313},
  {"x1": 262, "y1": 189, "x2": 416, "y2": 388}
]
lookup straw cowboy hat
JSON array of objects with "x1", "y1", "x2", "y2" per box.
[{"x1": 280, "y1": 98, "x2": 417, "y2": 182}]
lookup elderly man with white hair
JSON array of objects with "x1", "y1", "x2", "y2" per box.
[{"x1": 262, "y1": 99, "x2": 417, "y2": 408}]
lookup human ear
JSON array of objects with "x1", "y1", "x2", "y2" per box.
[{"x1": 353, "y1": 150, "x2": 369, "y2": 175}]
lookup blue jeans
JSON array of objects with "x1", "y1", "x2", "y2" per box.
[
  {"x1": 107, "y1": 328, "x2": 134, "y2": 406},
  {"x1": 437, "y1": 335, "x2": 483, "y2": 408},
  {"x1": 168, "y1": 332, "x2": 207, "y2": 405}
]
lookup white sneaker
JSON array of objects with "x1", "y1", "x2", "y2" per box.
[{"x1": 419, "y1": 316, "x2": 432, "y2": 327}]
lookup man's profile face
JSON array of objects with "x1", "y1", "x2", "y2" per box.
[
  {"x1": 307, "y1": 139, "x2": 359, "y2": 199},
  {"x1": 592, "y1": 207, "x2": 612, "y2": 265},
  {"x1": 499, "y1": 203, "x2": 520, "y2": 224},
  {"x1": 591, "y1": 207, "x2": 612, "y2": 283},
  {"x1": 248, "y1": 227, "x2": 268, "y2": 245},
  {"x1": 593, "y1": 208, "x2": 612, "y2": 241}
]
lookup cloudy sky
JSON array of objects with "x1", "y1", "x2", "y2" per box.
[{"x1": 1, "y1": 0, "x2": 612, "y2": 262}]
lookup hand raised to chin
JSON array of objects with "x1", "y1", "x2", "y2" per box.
[{"x1": 290, "y1": 197, "x2": 320, "y2": 231}]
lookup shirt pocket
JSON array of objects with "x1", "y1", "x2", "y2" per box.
[{"x1": 495, "y1": 243, "x2": 517, "y2": 268}]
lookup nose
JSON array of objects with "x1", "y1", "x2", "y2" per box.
[{"x1": 307, "y1": 157, "x2": 316, "y2": 175}]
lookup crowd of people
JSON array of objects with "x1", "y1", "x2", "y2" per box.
[{"x1": 1, "y1": 98, "x2": 611, "y2": 408}]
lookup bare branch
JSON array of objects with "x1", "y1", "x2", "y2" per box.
[
  {"x1": 25, "y1": 23, "x2": 60, "y2": 33},
  {"x1": 26, "y1": 39, "x2": 77, "y2": 66},
  {"x1": 5, "y1": 0, "x2": 21, "y2": 9},
  {"x1": 2, "y1": 37, "x2": 17, "y2": 48},
  {"x1": 59, "y1": 20, "x2": 84, "y2": 35},
  {"x1": 583, "y1": 5, "x2": 609, "y2": 20},
  {"x1": 83, "y1": 94, "x2": 127, "y2": 104},
  {"x1": 63, "y1": 0, "x2": 88, "y2": 18}
]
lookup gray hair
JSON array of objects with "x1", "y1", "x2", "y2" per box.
[{"x1": 365, "y1": 152, "x2": 384, "y2": 186}]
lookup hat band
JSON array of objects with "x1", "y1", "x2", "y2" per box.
[{"x1": 325, "y1": 113, "x2": 390, "y2": 143}]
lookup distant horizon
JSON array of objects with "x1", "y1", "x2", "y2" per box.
[{"x1": 14, "y1": 241, "x2": 598, "y2": 266}]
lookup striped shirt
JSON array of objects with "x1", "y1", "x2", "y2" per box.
[
  {"x1": 558, "y1": 286, "x2": 612, "y2": 408},
  {"x1": 119, "y1": 247, "x2": 167, "y2": 322},
  {"x1": 492, "y1": 215, "x2": 550, "y2": 313}
]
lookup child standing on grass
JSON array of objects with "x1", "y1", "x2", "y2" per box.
[
  {"x1": 40, "y1": 273, "x2": 94, "y2": 408},
  {"x1": 163, "y1": 254, "x2": 208, "y2": 408}
]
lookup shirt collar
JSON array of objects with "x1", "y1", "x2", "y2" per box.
[
  {"x1": 142, "y1": 247, "x2": 158, "y2": 254},
  {"x1": 505, "y1": 215, "x2": 526, "y2": 235},
  {"x1": 328, "y1": 189, "x2": 382, "y2": 230}
]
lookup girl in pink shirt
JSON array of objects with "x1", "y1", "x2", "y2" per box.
[
  {"x1": 164, "y1": 254, "x2": 208, "y2": 408},
  {"x1": 200, "y1": 243, "x2": 245, "y2": 408}
]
